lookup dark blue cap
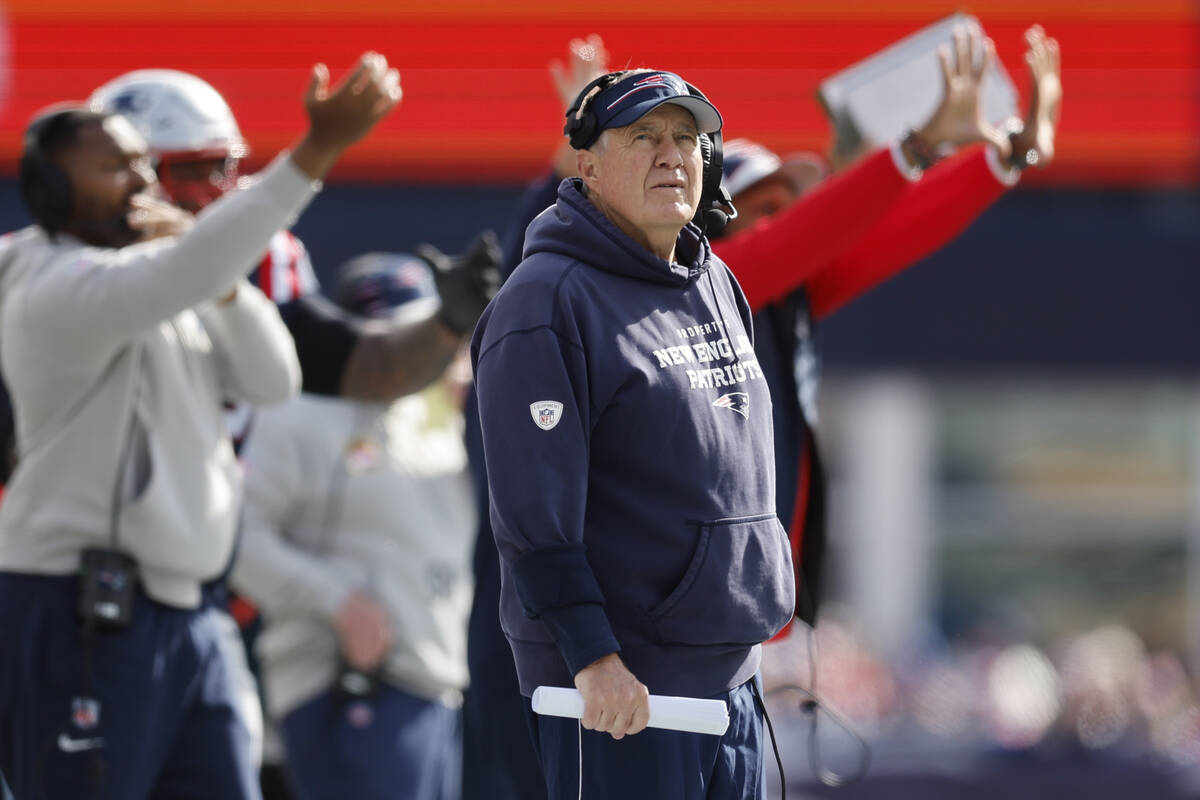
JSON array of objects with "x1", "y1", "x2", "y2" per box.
[
  {"x1": 332, "y1": 252, "x2": 438, "y2": 320},
  {"x1": 571, "y1": 71, "x2": 722, "y2": 150},
  {"x1": 721, "y1": 138, "x2": 830, "y2": 200}
]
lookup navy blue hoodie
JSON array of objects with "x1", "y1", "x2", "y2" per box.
[{"x1": 471, "y1": 178, "x2": 794, "y2": 699}]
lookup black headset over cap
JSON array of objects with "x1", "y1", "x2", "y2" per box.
[{"x1": 563, "y1": 70, "x2": 737, "y2": 236}]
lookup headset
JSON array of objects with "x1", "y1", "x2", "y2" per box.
[
  {"x1": 564, "y1": 72, "x2": 737, "y2": 236},
  {"x1": 19, "y1": 108, "x2": 91, "y2": 233}
]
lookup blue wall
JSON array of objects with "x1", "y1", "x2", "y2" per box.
[
  {"x1": 818, "y1": 188, "x2": 1200, "y2": 371},
  {"x1": 1, "y1": 180, "x2": 1196, "y2": 371}
]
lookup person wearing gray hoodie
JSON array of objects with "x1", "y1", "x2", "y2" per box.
[{"x1": 0, "y1": 52, "x2": 400, "y2": 800}]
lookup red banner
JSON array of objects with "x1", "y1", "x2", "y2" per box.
[{"x1": 1, "y1": 1, "x2": 1196, "y2": 186}]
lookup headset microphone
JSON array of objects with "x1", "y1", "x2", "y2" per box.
[{"x1": 696, "y1": 129, "x2": 737, "y2": 237}]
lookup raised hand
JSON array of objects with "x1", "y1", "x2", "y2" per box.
[
  {"x1": 1010, "y1": 25, "x2": 1062, "y2": 167},
  {"x1": 914, "y1": 24, "x2": 1010, "y2": 159},
  {"x1": 292, "y1": 52, "x2": 402, "y2": 180},
  {"x1": 551, "y1": 35, "x2": 610, "y2": 177},
  {"x1": 127, "y1": 194, "x2": 194, "y2": 242},
  {"x1": 551, "y1": 34, "x2": 610, "y2": 112},
  {"x1": 417, "y1": 229, "x2": 502, "y2": 335}
]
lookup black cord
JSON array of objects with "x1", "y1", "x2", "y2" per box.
[
  {"x1": 766, "y1": 625, "x2": 872, "y2": 788},
  {"x1": 46, "y1": 348, "x2": 144, "y2": 799},
  {"x1": 751, "y1": 678, "x2": 787, "y2": 800}
]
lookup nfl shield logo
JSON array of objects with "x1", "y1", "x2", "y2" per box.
[
  {"x1": 71, "y1": 696, "x2": 101, "y2": 730},
  {"x1": 530, "y1": 401, "x2": 564, "y2": 431}
]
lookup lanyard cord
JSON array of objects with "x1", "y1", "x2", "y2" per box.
[
  {"x1": 767, "y1": 624, "x2": 872, "y2": 788},
  {"x1": 107, "y1": 346, "x2": 143, "y2": 551},
  {"x1": 750, "y1": 677, "x2": 787, "y2": 800},
  {"x1": 44, "y1": 345, "x2": 144, "y2": 800}
]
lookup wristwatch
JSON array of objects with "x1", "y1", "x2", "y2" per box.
[{"x1": 1004, "y1": 120, "x2": 1040, "y2": 171}]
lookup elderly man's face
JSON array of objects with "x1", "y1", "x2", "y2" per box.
[{"x1": 580, "y1": 104, "x2": 703, "y2": 255}]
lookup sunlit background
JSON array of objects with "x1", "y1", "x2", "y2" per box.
[{"x1": 1, "y1": 1, "x2": 1198, "y2": 797}]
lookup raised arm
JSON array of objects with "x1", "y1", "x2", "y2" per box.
[
  {"x1": 807, "y1": 146, "x2": 1010, "y2": 318},
  {"x1": 19, "y1": 53, "x2": 401, "y2": 366},
  {"x1": 718, "y1": 24, "x2": 1025, "y2": 312},
  {"x1": 550, "y1": 34, "x2": 610, "y2": 180},
  {"x1": 495, "y1": 36, "x2": 611, "y2": 278},
  {"x1": 807, "y1": 25, "x2": 1063, "y2": 318},
  {"x1": 1008, "y1": 25, "x2": 1062, "y2": 169},
  {"x1": 198, "y1": 281, "x2": 301, "y2": 405},
  {"x1": 715, "y1": 147, "x2": 914, "y2": 310},
  {"x1": 335, "y1": 231, "x2": 501, "y2": 402}
]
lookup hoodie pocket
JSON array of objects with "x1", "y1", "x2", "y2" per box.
[{"x1": 647, "y1": 513, "x2": 794, "y2": 646}]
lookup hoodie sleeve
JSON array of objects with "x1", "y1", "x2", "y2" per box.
[
  {"x1": 196, "y1": 279, "x2": 301, "y2": 406},
  {"x1": 716, "y1": 146, "x2": 916, "y2": 312},
  {"x1": 806, "y1": 145, "x2": 1014, "y2": 319},
  {"x1": 17, "y1": 154, "x2": 320, "y2": 367},
  {"x1": 472, "y1": 289, "x2": 621, "y2": 676}
]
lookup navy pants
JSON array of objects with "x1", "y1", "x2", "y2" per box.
[
  {"x1": 462, "y1": 682, "x2": 546, "y2": 800},
  {"x1": 0, "y1": 572, "x2": 260, "y2": 800},
  {"x1": 280, "y1": 682, "x2": 460, "y2": 800},
  {"x1": 526, "y1": 679, "x2": 764, "y2": 800}
]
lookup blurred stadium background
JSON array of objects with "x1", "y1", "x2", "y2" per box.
[{"x1": 0, "y1": 0, "x2": 1197, "y2": 797}]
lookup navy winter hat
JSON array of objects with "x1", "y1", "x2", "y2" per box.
[
  {"x1": 566, "y1": 70, "x2": 722, "y2": 150},
  {"x1": 332, "y1": 252, "x2": 438, "y2": 320}
]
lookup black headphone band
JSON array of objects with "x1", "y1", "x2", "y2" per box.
[
  {"x1": 563, "y1": 71, "x2": 624, "y2": 150},
  {"x1": 20, "y1": 110, "x2": 83, "y2": 232}
]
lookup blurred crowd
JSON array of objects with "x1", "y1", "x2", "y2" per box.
[{"x1": 764, "y1": 611, "x2": 1200, "y2": 769}]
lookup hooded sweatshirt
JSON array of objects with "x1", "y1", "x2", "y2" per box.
[
  {"x1": 0, "y1": 155, "x2": 311, "y2": 608},
  {"x1": 471, "y1": 178, "x2": 794, "y2": 699},
  {"x1": 232, "y1": 389, "x2": 475, "y2": 719}
]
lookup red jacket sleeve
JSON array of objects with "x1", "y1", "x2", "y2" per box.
[
  {"x1": 808, "y1": 145, "x2": 1013, "y2": 319},
  {"x1": 715, "y1": 147, "x2": 913, "y2": 312}
]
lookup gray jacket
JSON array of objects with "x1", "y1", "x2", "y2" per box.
[
  {"x1": 0, "y1": 155, "x2": 314, "y2": 608},
  {"x1": 232, "y1": 390, "x2": 476, "y2": 718}
]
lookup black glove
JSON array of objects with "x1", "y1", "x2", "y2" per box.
[{"x1": 416, "y1": 230, "x2": 503, "y2": 336}]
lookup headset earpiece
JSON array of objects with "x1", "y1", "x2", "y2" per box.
[
  {"x1": 686, "y1": 83, "x2": 735, "y2": 237},
  {"x1": 564, "y1": 73, "x2": 623, "y2": 151},
  {"x1": 20, "y1": 110, "x2": 79, "y2": 233}
]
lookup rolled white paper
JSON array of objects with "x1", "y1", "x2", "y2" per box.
[{"x1": 531, "y1": 686, "x2": 730, "y2": 736}]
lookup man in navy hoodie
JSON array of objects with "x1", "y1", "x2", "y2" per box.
[{"x1": 471, "y1": 69, "x2": 794, "y2": 799}]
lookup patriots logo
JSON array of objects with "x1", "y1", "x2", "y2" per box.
[
  {"x1": 712, "y1": 392, "x2": 750, "y2": 419},
  {"x1": 606, "y1": 72, "x2": 687, "y2": 110},
  {"x1": 633, "y1": 73, "x2": 687, "y2": 95},
  {"x1": 530, "y1": 401, "x2": 564, "y2": 431},
  {"x1": 111, "y1": 90, "x2": 148, "y2": 114}
]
